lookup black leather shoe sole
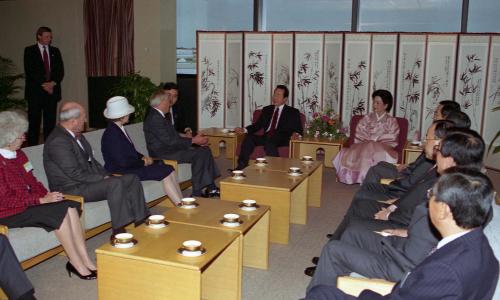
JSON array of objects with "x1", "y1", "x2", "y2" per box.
[
  {"x1": 326, "y1": 233, "x2": 333, "y2": 239},
  {"x1": 304, "y1": 266, "x2": 316, "y2": 277},
  {"x1": 312, "y1": 257, "x2": 319, "y2": 265}
]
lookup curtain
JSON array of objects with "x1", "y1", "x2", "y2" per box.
[{"x1": 84, "y1": 0, "x2": 134, "y2": 76}]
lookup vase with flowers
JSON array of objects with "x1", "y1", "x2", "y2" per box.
[{"x1": 305, "y1": 109, "x2": 346, "y2": 141}]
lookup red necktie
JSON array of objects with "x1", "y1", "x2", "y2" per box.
[
  {"x1": 43, "y1": 46, "x2": 50, "y2": 81},
  {"x1": 268, "y1": 107, "x2": 279, "y2": 136}
]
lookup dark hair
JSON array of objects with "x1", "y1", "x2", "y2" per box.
[
  {"x1": 439, "y1": 100, "x2": 461, "y2": 116},
  {"x1": 433, "y1": 167, "x2": 494, "y2": 229},
  {"x1": 275, "y1": 85, "x2": 289, "y2": 98},
  {"x1": 440, "y1": 128, "x2": 485, "y2": 169},
  {"x1": 372, "y1": 89, "x2": 393, "y2": 112},
  {"x1": 36, "y1": 26, "x2": 52, "y2": 37},
  {"x1": 162, "y1": 82, "x2": 178, "y2": 91},
  {"x1": 445, "y1": 110, "x2": 471, "y2": 129},
  {"x1": 433, "y1": 120, "x2": 455, "y2": 139}
]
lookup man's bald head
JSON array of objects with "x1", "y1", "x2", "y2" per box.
[{"x1": 59, "y1": 101, "x2": 86, "y2": 133}]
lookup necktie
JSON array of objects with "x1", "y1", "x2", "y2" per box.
[
  {"x1": 165, "y1": 112, "x2": 172, "y2": 123},
  {"x1": 267, "y1": 107, "x2": 279, "y2": 136},
  {"x1": 42, "y1": 46, "x2": 50, "y2": 81}
]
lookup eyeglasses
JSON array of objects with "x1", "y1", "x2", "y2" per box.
[
  {"x1": 433, "y1": 145, "x2": 442, "y2": 154},
  {"x1": 427, "y1": 188, "x2": 434, "y2": 200}
]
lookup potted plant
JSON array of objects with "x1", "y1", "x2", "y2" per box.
[
  {"x1": 110, "y1": 72, "x2": 158, "y2": 123},
  {"x1": 0, "y1": 56, "x2": 25, "y2": 111},
  {"x1": 305, "y1": 108, "x2": 346, "y2": 141}
]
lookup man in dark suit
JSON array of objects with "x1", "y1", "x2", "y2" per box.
[
  {"x1": 144, "y1": 90, "x2": 221, "y2": 197},
  {"x1": 0, "y1": 234, "x2": 36, "y2": 300},
  {"x1": 306, "y1": 169, "x2": 498, "y2": 300},
  {"x1": 305, "y1": 128, "x2": 488, "y2": 290},
  {"x1": 43, "y1": 102, "x2": 150, "y2": 238},
  {"x1": 163, "y1": 82, "x2": 192, "y2": 137},
  {"x1": 24, "y1": 26, "x2": 64, "y2": 146},
  {"x1": 235, "y1": 85, "x2": 303, "y2": 170}
]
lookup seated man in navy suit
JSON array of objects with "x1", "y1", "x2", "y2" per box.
[
  {"x1": 306, "y1": 168, "x2": 499, "y2": 300},
  {"x1": 234, "y1": 85, "x2": 303, "y2": 170}
]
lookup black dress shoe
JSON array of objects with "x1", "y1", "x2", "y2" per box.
[
  {"x1": 326, "y1": 233, "x2": 333, "y2": 239},
  {"x1": 304, "y1": 266, "x2": 316, "y2": 277},
  {"x1": 312, "y1": 256, "x2": 319, "y2": 265},
  {"x1": 207, "y1": 187, "x2": 220, "y2": 198},
  {"x1": 66, "y1": 262, "x2": 97, "y2": 280}
]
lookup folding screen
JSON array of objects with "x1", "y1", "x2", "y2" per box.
[
  {"x1": 369, "y1": 34, "x2": 398, "y2": 114},
  {"x1": 294, "y1": 33, "x2": 324, "y2": 120},
  {"x1": 225, "y1": 33, "x2": 243, "y2": 128},
  {"x1": 342, "y1": 33, "x2": 371, "y2": 125},
  {"x1": 421, "y1": 34, "x2": 458, "y2": 136},
  {"x1": 243, "y1": 33, "x2": 273, "y2": 126},
  {"x1": 395, "y1": 34, "x2": 426, "y2": 140},
  {"x1": 484, "y1": 36, "x2": 500, "y2": 150},
  {"x1": 322, "y1": 33, "x2": 343, "y2": 115},
  {"x1": 198, "y1": 32, "x2": 225, "y2": 128},
  {"x1": 272, "y1": 33, "x2": 294, "y2": 96},
  {"x1": 454, "y1": 35, "x2": 490, "y2": 131}
]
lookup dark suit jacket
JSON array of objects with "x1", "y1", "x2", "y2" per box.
[
  {"x1": 143, "y1": 108, "x2": 192, "y2": 158},
  {"x1": 24, "y1": 44, "x2": 64, "y2": 101},
  {"x1": 101, "y1": 122, "x2": 144, "y2": 173},
  {"x1": 246, "y1": 104, "x2": 303, "y2": 143},
  {"x1": 43, "y1": 126, "x2": 109, "y2": 192},
  {"x1": 388, "y1": 168, "x2": 438, "y2": 226},
  {"x1": 360, "y1": 229, "x2": 499, "y2": 299},
  {"x1": 386, "y1": 154, "x2": 434, "y2": 198}
]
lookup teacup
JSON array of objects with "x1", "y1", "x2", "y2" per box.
[
  {"x1": 242, "y1": 199, "x2": 257, "y2": 207},
  {"x1": 181, "y1": 197, "x2": 197, "y2": 206},
  {"x1": 256, "y1": 157, "x2": 267, "y2": 164},
  {"x1": 221, "y1": 128, "x2": 229, "y2": 133},
  {"x1": 223, "y1": 213, "x2": 240, "y2": 223},
  {"x1": 302, "y1": 155, "x2": 313, "y2": 161},
  {"x1": 182, "y1": 240, "x2": 202, "y2": 252},
  {"x1": 232, "y1": 170, "x2": 244, "y2": 178},
  {"x1": 114, "y1": 233, "x2": 133, "y2": 244},
  {"x1": 148, "y1": 215, "x2": 165, "y2": 224},
  {"x1": 289, "y1": 167, "x2": 301, "y2": 174}
]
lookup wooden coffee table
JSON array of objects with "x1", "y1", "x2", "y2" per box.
[
  {"x1": 200, "y1": 128, "x2": 245, "y2": 169},
  {"x1": 289, "y1": 136, "x2": 345, "y2": 168},
  {"x1": 163, "y1": 198, "x2": 270, "y2": 270},
  {"x1": 220, "y1": 168, "x2": 309, "y2": 244},
  {"x1": 247, "y1": 156, "x2": 323, "y2": 207},
  {"x1": 403, "y1": 141, "x2": 422, "y2": 164},
  {"x1": 96, "y1": 223, "x2": 242, "y2": 300}
]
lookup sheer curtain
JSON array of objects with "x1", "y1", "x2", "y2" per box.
[{"x1": 84, "y1": 0, "x2": 134, "y2": 76}]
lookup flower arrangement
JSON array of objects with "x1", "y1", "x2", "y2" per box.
[{"x1": 305, "y1": 109, "x2": 346, "y2": 140}]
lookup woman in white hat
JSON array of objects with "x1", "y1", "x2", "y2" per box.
[{"x1": 101, "y1": 96, "x2": 183, "y2": 205}]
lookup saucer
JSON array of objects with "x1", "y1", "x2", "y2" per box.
[
  {"x1": 145, "y1": 220, "x2": 169, "y2": 229},
  {"x1": 288, "y1": 171, "x2": 303, "y2": 176},
  {"x1": 232, "y1": 175, "x2": 246, "y2": 180},
  {"x1": 220, "y1": 220, "x2": 243, "y2": 227},
  {"x1": 177, "y1": 247, "x2": 207, "y2": 257},
  {"x1": 180, "y1": 203, "x2": 199, "y2": 209},
  {"x1": 301, "y1": 159, "x2": 314, "y2": 164},
  {"x1": 238, "y1": 203, "x2": 260, "y2": 211},
  {"x1": 111, "y1": 239, "x2": 138, "y2": 249},
  {"x1": 255, "y1": 162, "x2": 268, "y2": 167}
]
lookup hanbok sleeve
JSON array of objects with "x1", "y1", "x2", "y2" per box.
[
  {"x1": 354, "y1": 115, "x2": 373, "y2": 143},
  {"x1": 377, "y1": 117, "x2": 400, "y2": 148}
]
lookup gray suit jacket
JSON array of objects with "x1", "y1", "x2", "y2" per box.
[
  {"x1": 43, "y1": 126, "x2": 109, "y2": 192},
  {"x1": 143, "y1": 108, "x2": 192, "y2": 159}
]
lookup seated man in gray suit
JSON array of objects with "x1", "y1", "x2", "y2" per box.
[
  {"x1": 305, "y1": 128, "x2": 487, "y2": 292},
  {"x1": 306, "y1": 168, "x2": 498, "y2": 300},
  {"x1": 143, "y1": 89, "x2": 221, "y2": 197},
  {"x1": 43, "y1": 102, "x2": 150, "y2": 239}
]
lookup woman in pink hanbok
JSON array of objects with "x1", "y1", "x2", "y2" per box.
[{"x1": 333, "y1": 89, "x2": 400, "y2": 184}]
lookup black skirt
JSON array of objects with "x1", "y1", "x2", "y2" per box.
[{"x1": 0, "y1": 200, "x2": 81, "y2": 232}]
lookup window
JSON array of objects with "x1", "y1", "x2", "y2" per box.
[
  {"x1": 468, "y1": 0, "x2": 500, "y2": 32},
  {"x1": 262, "y1": 0, "x2": 351, "y2": 31},
  {"x1": 176, "y1": 0, "x2": 253, "y2": 74},
  {"x1": 359, "y1": 0, "x2": 462, "y2": 32}
]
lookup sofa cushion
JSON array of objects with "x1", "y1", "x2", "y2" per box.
[
  {"x1": 22, "y1": 144, "x2": 48, "y2": 188},
  {"x1": 8, "y1": 227, "x2": 60, "y2": 262}
]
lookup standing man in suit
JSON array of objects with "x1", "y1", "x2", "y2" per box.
[
  {"x1": 234, "y1": 85, "x2": 303, "y2": 170},
  {"x1": 0, "y1": 234, "x2": 36, "y2": 300},
  {"x1": 306, "y1": 168, "x2": 498, "y2": 300},
  {"x1": 43, "y1": 102, "x2": 150, "y2": 239},
  {"x1": 162, "y1": 82, "x2": 192, "y2": 137},
  {"x1": 24, "y1": 26, "x2": 64, "y2": 146},
  {"x1": 144, "y1": 90, "x2": 221, "y2": 197}
]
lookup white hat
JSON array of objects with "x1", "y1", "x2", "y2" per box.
[{"x1": 103, "y1": 96, "x2": 135, "y2": 119}]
